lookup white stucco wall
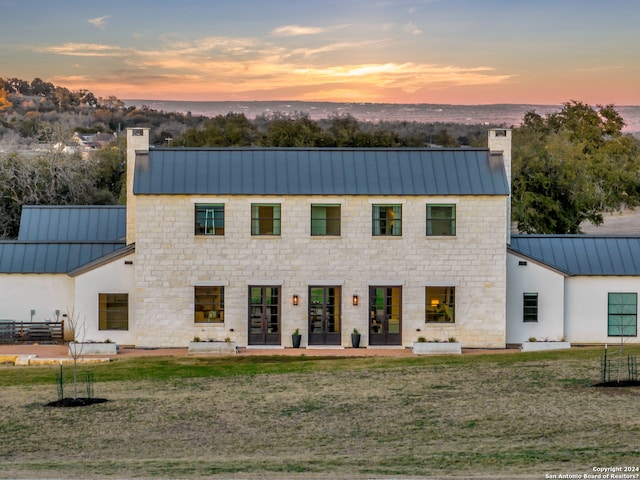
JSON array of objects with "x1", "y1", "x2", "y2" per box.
[
  {"x1": 133, "y1": 194, "x2": 508, "y2": 348},
  {"x1": 0, "y1": 274, "x2": 74, "y2": 323},
  {"x1": 73, "y1": 252, "x2": 136, "y2": 345},
  {"x1": 565, "y1": 276, "x2": 640, "y2": 345},
  {"x1": 506, "y1": 253, "x2": 566, "y2": 344}
]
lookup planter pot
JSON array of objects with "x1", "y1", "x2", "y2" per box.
[
  {"x1": 351, "y1": 333, "x2": 361, "y2": 348},
  {"x1": 412, "y1": 342, "x2": 461, "y2": 355},
  {"x1": 520, "y1": 341, "x2": 571, "y2": 352},
  {"x1": 292, "y1": 334, "x2": 302, "y2": 348},
  {"x1": 188, "y1": 341, "x2": 237, "y2": 354},
  {"x1": 68, "y1": 342, "x2": 118, "y2": 355}
]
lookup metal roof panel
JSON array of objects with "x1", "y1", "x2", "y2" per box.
[
  {"x1": 510, "y1": 235, "x2": 640, "y2": 276},
  {"x1": 133, "y1": 148, "x2": 509, "y2": 196},
  {"x1": 18, "y1": 206, "x2": 126, "y2": 242}
]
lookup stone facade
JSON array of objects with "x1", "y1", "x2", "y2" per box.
[
  {"x1": 127, "y1": 128, "x2": 509, "y2": 349},
  {"x1": 131, "y1": 192, "x2": 507, "y2": 348}
]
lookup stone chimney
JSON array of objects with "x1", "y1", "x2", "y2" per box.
[
  {"x1": 488, "y1": 129, "x2": 512, "y2": 242},
  {"x1": 126, "y1": 128, "x2": 150, "y2": 245}
]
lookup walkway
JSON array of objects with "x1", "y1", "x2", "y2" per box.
[{"x1": 0, "y1": 343, "x2": 515, "y2": 365}]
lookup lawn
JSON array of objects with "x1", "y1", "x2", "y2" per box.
[{"x1": 1, "y1": 347, "x2": 640, "y2": 479}]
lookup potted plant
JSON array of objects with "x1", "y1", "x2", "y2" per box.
[
  {"x1": 292, "y1": 328, "x2": 302, "y2": 348},
  {"x1": 351, "y1": 328, "x2": 361, "y2": 348}
]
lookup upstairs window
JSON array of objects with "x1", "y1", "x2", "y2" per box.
[
  {"x1": 372, "y1": 204, "x2": 402, "y2": 236},
  {"x1": 251, "y1": 204, "x2": 281, "y2": 236},
  {"x1": 426, "y1": 204, "x2": 456, "y2": 236},
  {"x1": 195, "y1": 204, "x2": 224, "y2": 236},
  {"x1": 311, "y1": 204, "x2": 341, "y2": 236}
]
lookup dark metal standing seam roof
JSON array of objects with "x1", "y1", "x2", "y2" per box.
[
  {"x1": 509, "y1": 235, "x2": 640, "y2": 276},
  {"x1": 133, "y1": 148, "x2": 509, "y2": 196},
  {"x1": 2, "y1": 205, "x2": 127, "y2": 274},
  {"x1": 0, "y1": 242, "x2": 127, "y2": 274},
  {"x1": 17, "y1": 206, "x2": 126, "y2": 242}
]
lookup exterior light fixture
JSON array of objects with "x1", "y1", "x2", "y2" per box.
[
  {"x1": 293, "y1": 294, "x2": 299, "y2": 306},
  {"x1": 352, "y1": 295, "x2": 359, "y2": 306}
]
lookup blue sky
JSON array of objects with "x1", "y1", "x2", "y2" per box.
[{"x1": 1, "y1": 0, "x2": 639, "y2": 104}]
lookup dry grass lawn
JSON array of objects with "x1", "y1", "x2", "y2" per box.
[{"x1": 1, "y1": 349, "x2": 640, "y2": 479}]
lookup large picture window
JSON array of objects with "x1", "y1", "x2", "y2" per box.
[
  {"x1": 426, "y1": 204, "x2": 456, "y2": 236},
  {"x1": 608, "y1": 292, "x2": 637, "y2": 336},
  {"x1": 251, "y1": 204, "x2": 281, "y2": 235},
  {"x1": 195, "y1": 204, "x2": 224, "y2": 236},
  {"x1": 98, "y1": 293, "x2": 128, "y2": 330},
  {"x1": 372, "y1": 204, "x2": 401, "y2": 236},
  {"x1": 311, "y1": 204, "x2": 341, "y2": 236},
  {"x1": 425, "y1": 287, "x2": 455, "y2": 323},
  {"x1": 523, "y1": 293, "x2": 538, "y2": 322},
  {"x1": 195, "y1": 286, "x2": 224, "y2": 323}
]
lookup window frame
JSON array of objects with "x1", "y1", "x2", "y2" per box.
[
  {"x1": 426, "y1": 204, "x2": 456, "y2": 236},
  {"x1": 425, "y1": 287, "x2": 455, "y2": 323},
  {"x1": 98, "y1": 293, "x2": 129, "y2": 331},
  {"x1": 194, "y1": 286, "x2": 225, "y2": 324},
  {"x1": 607, "y1": 292, "x2": 637, "y2": 337},
  {"x1": 311, "y1": 204, "x2": 341, "y2": 236},
  {"x1": 372, "y1": 204, "x2": 402, "y2": 236},
  {"x1": 251, "y1": 203, "x2": 281, "y2": 236},
  {"x1": 195, "y1": 204, "x2": 225, "y2": 236},
  {"x1": 523, "y1": 292, "x2": 539, "y2": 323}
]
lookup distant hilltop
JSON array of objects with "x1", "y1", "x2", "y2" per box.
[{"x1": 123, "y1": 100, "x2": 640, "y2": 133}]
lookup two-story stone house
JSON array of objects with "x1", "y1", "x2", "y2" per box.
[{"x1": 126, "y1": 128, "x2": 511, "y2": 348}]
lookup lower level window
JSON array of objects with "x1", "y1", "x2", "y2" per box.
[
  {"x1": 425, "y1": 287, "x2": 455, "y2": 323},
  {"x1": 195, "y1": 286, "x2": 225, "y2": 323},
  {"x1": 98, "y1": 293, "x2": 128, "y2": 330},
  {"x1": 523, "y1": 293, "x2": 538, "y2": 322},
  {"x1": 608, "y1": 292, "x2": 637, "y2": 336}
]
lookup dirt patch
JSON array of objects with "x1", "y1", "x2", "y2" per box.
[{"x1": 45, "y1": 397, "x2": 109, "y2": 407}]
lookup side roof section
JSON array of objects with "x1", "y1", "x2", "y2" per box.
[
  {"x1": 134, "y1": 148, "x2": 509, "y2": 196},
  {"x1": 509, "y1": 235, "x2": 640, "y2": 276},
  {"x1": 18, "y1": 206, "x2": 126, "y2": 242},
  {"x1": 0, "y1": 242, "x2": 127, "y2": 274}
]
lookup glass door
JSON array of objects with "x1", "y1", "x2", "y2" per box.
[
  {"x1": 369, "y1": 286, "x2": 402, "y2": 345},
  {"x1": 308, "y1": 286, "x2": 341, "y2": 345},
  {"x1": 248, "y1": 286, "x2": 281, "y2": 345}
]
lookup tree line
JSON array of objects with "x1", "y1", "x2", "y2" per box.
[{"x1": 1, "y1": 77, "x2": 639, "y2": 237}]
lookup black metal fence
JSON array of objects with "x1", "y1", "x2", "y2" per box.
[{"x1": 0, "y1": 321, "x2": 64, "y2": 344}]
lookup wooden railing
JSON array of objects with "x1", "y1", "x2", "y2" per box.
[{"x1": 0, "y1": 321, "x2": 64, "y2": 344}]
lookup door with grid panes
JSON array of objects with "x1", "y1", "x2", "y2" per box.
[
  {"x1": 368, "y1": 286, "x2": 402, "y2": 345},
  {"x1": 308, "y1": 286, "x2": 341, "y2": 345},
  {"x1": 248, "y1": 286, "x2": 281, "y2": 345}
]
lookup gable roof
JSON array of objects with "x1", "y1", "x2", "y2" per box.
[
  {"x1": 0, "y1": 242, "x2": 127, "y2": 274},
  {"x1": 509, "y1": 235, "x2": 640, "y2": 276},
  {"x1": 1, "y1": 205, "x2": 128, "y2": 274},
  {"x1": 133, "y1": 148, "x2": 509, "y2": 196},
  {"x1": 18, "y1": 206, "x2": 126, "y2": 242}
]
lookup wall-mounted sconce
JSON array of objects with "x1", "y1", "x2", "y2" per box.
[
  {"x1": 293, "y1": 294, "x2": 299, "y2": 306},
  {"x1": 352, "y1": 295, "x2": 359, "y2": 306}
]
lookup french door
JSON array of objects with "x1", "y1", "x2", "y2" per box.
[
  {"x1": 248, "y1": 286, "x2": 281, "y2": 345},
  {"x1": 308, "y1": 286, "x2": 341, "y2": 345},
  {"x1": 369, "y1": 286, "x2": 402, "y2": 345}
]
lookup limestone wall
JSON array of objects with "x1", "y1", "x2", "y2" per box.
[{"x1": 132, "y1": 194, "x2": 507, "y2": 348}]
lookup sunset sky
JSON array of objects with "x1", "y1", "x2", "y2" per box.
[{"x1": 1, "y1": 0, "x2": 639, "y2": 105}]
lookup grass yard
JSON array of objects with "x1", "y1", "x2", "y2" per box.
[{"x1": 1, "y1": 347, "x2": 640, "y2": 479}]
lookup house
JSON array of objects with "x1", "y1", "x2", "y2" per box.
[
  {"x1": 506, "y1": 235, "x2": 640, "y2": 345},
  {"x1": 0, "y1": 205, "x2": 135, "y2": 344},
  {"x1": 124, "y1": 127, "x2": 510, "y2": 348},
  {"x1": 4, "y1": 126, "x2": 635, "y2": 350}
]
